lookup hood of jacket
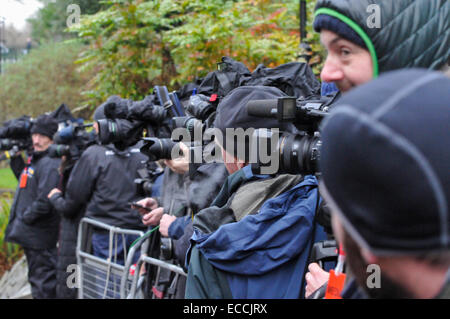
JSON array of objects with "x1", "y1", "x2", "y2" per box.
[{"x1": 314, "y1": 0, "x2": 449, "y2": 77}]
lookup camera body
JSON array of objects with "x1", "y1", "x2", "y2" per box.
[
  {"x1": 134, "y1": 163, "x2": 164, "y2": 197},
  {"x1": 96, "y1": 87, "x2": 187, "y2": 159},
  {"x1": 0, "y1": 138, "x2": 31, "y2": 152},
  {"x1": 0, "y1": 116, "x2": 34, "y2": 157},
  {"x1": 48, "y1": 121, "x2": 96, "y2": 160},
  {"x1": 246, "y1": 92, "x2": 340, "y2": 175},
  {"x1": 0, "y1": 116, "x2": 34, "y2": 139}
]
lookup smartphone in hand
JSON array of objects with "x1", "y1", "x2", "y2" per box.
[{"x1": 129, "y1": 201, "x2": 152, "y2": 212}]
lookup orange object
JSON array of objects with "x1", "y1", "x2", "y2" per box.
[
  {"x1": 19, "y1": 169, "x2": 28, "y2": 188},
  {"x1": 324, "y1": 243, "x2": 347, "y2": 299},
  {"x1": 324, "y1": 269, "x2": 346, "y2": 299}
]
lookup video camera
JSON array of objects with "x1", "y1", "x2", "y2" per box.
[
  {"x1": 96, "y1": 86, "x2": 186, "y2": 158},
  {"x1": 0, "y1": 116, "x2": 34, "y2": 139},
  {"x1": 134, "y1": 162, "x2": 164, "y2": 198},
  {"x1": 48, "y1": 120, "x2": 96, "y2": 160},
  {"x1": 0, "y1": 116, "x2": 34, "y2": 159},
  {"x1": 246, "y1": 92, "x2": 340, "y2": 175},
  {"x1": 247, "y1": 92, "x2": 343, "y2": 295}
]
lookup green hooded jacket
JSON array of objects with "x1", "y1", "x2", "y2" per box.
[{"x1": 314, "y1": 0, "x2": 449, "y2": 78}]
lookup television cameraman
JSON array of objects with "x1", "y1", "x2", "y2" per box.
[
  {"x1": 47, "y1": 102, "x2": 147, "y2": 298},
  {"x1": 4, "y1": 114, "x2": 61, "y2": 299},
  {"x1": 304, "y1": 0, "x2": 450, "y2": 297},
  {"x1": 184, "y1": 86, "x2": 328, "y2": 299}
]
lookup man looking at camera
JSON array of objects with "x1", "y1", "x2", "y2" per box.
[
  {"x1": 5, "y1": 114, "x2": 61, "y2": 299},
  {"x1": 305, "y1": 0, "x2": 449, "y2": 296}
]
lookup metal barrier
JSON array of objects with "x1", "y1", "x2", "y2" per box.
[
  {"x1": 76, "y1": 217, "x2": 147, "y2": 299},
  {"x1": 123, "y1": 230, "x2": 187, "y2": 299}
]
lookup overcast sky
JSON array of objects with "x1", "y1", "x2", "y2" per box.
[{"x1": 0, "y1": 0, "x2": 43, "y2": 30}]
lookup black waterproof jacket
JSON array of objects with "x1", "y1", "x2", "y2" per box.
[
  {"x1": 49, "y1": 144, "x2": 147, "y2": 230},
  {"x1": 5, "y1": 151, "x2": 61, "y2": 250},
  {"x1": 160, "y1": 167, "x2": 189, "y2": 216},
  {"x1": 314, "y1": 0, "x2": 449, "y2": 76},
  {"x1": 49, "y1": 162, "x2": 83, "y2": 299}
]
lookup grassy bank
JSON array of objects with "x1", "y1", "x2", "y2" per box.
[
  {"x1": 0, "y1": 168, "x2": 21, "y2": 277},
  {"x1": 0, "y1": 168, "x2": 17, "y2": 191},
  {"x1": 0, "y1": 193, "x2": 23, "y2": 277}
]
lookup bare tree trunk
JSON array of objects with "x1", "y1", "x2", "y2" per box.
[{"x1": 161, "y1": 43, "x2": 177, "y2": 86}]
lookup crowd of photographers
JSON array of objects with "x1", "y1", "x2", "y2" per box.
[{"x1": 1, "y1": 0, "x2": 449, "y2": 299}]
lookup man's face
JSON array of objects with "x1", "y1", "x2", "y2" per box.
[
  {"x1": 323, "y1": 184, "x2": 414, "y2": 298},
  {"x1": 331, "y1": 209, "x2": 415, "y2": 298},
  {"x1": 320, "y1": 30, "x2": 373, "y2": 92},
  {"x1": 340, "y1": 224, "x2": 415, "y2": 299},
  {"x1": 32, "y1": 133, "x2": 53, "y2": 152},
  {"x1": 93, "y1": 121, "x2": 99, "y2": 135}
]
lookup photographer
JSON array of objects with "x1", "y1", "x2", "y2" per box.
[
  {"x1": 41, "y1": 120, "x2": 95, "y2": 299},
  {"x1": 185, "y1": 86, "x2": 328, "y2": 299},
  {"x1": 319, "y1": 69, "x2": 450, "y2": 298},
  {"x1": 136, "y1": 141, "x2": 229, "y2": 299},
  {"x1": 48, "y1": 103, "x2": 147, "y2": 298},
  {"x1": 305, "y1": 0, "x2": 450, "y2": 297},
  {"x1": 5, "y1": 115, "x2": 61, "y2": 299}
]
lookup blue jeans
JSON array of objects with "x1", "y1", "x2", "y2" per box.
[{"x1": 91, "y1": 232, "x2": 140, "y2": 298}]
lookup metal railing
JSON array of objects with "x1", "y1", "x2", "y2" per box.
[{"x1": 76, "y1": 217, "x2": 147, "y2": 299}]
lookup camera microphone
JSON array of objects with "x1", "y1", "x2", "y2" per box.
[{"x1": 246, "y1": 100, "x2": 278, "y2": 118}]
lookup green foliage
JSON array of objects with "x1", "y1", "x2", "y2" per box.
[
  {"x1": 167, "y1": 0, "x2": 301, "y2": 82},
  {"x1": 0, "y1": 42, "x2": 95, "y2": 122},
  {"x1": 70, "y1": 0, "x2": 324, "y2": 108},
  {"x1": 0, "y1": 169, "x2": 17, "y2": 191},
  {"x1": 0, "y1": 193, "x2": 23, "y2": 277}
]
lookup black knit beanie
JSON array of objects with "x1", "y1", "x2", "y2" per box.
[
  {"x1": 314, "y1": 14, "x2": 366, "y2": 49},
  {"x1": 30, "y1": 114, "x2": 59, "y2": 140},
  {"x1": 213, "y1": 86, "x2": 290, "y2": 162},
  {"x1": 93, "y1": 103, "x2": 106, "y2": 121},
  {"x1": 320, "y1": 69, "x2": 450, "y2": 255}
]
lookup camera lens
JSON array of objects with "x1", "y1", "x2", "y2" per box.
[
  {"x1": 48, "y1": 144, "x2": 71, "y2": 158},
  {"x1": 160, "y1": 237, "x2": 173, "y2": 260},
  {"x1": 140, "y1": 138, "x2": 178, "y2": 162},
  {"x1": 97, "y1": 119, "x2": 128, "y2": 145},
  {"x1": 188, "y1": 95, "x2": 215, "y2": 120},
  {"x1": 279, "y1": 133, "x2": 321, "y2": 175}
]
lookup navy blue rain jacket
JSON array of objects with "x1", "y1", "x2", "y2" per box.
[{"x1": 188, "y1": 167, "x2": 327, "y2": 299}]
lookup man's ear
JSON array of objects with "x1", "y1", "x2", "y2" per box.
[{"x1": 360, "y1": 247, "x2": 378, "y2": 265}]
